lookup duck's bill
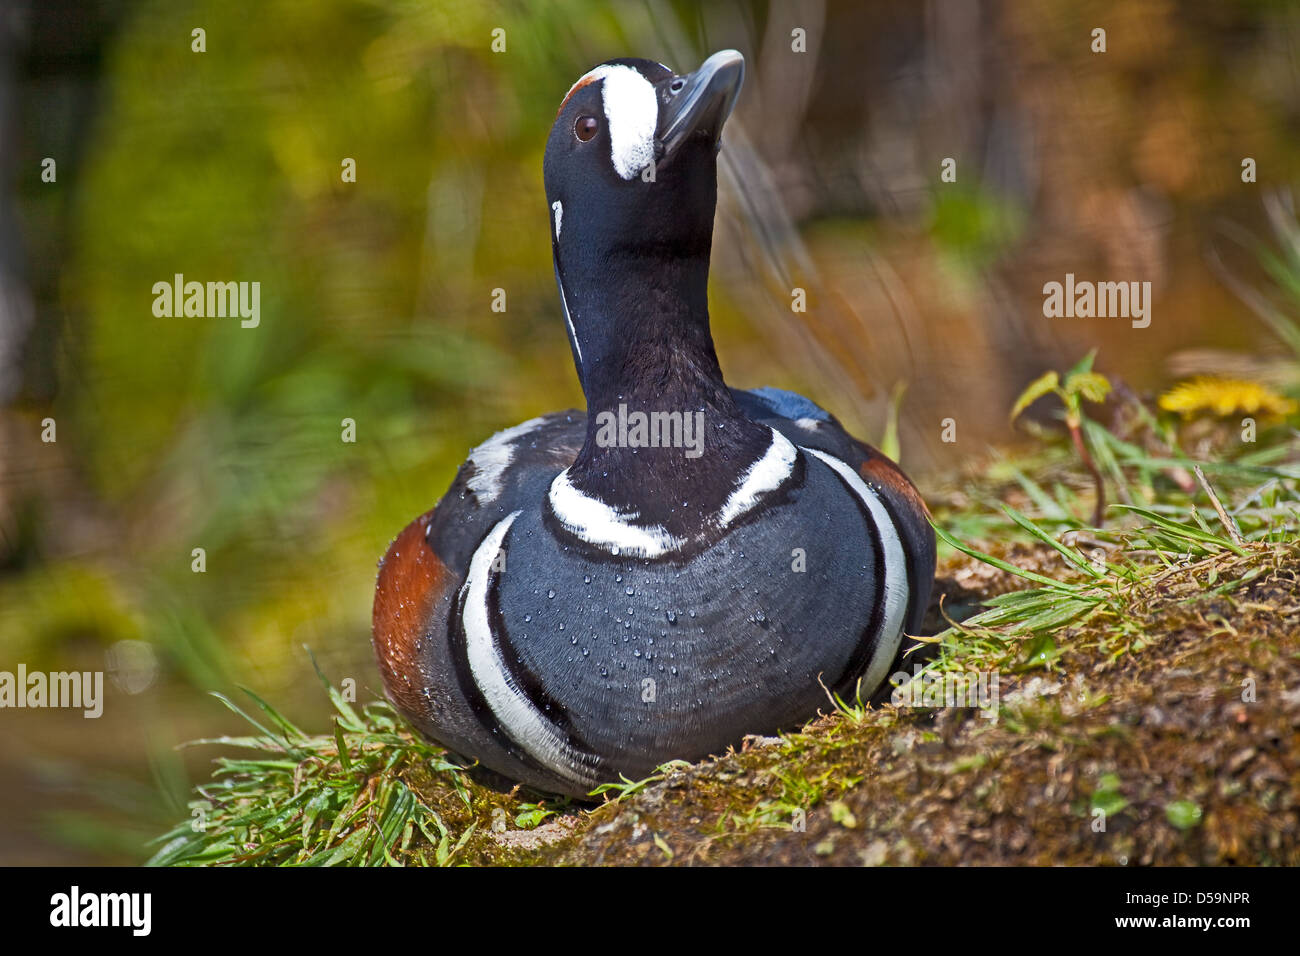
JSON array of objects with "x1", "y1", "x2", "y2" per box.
[{"x1": 654, "y1": 49, "x2": 745, "y2": 167}]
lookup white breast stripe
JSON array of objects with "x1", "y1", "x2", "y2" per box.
[
  {"x1": 803, "y1": 447, "x2": 910, "y2": 695},
  {"x1": 548, "y1": 427, "x2": 798, "y2": 558},
  {"x1": 718, "y1": 428, "x2": 797, "y2": 525},
  {"x1": 549, "y1": 469, "x2": 686, "y2": 558},
  {"x1": 465, "y1": 416, "x2": 549, "y2": 503},
  {"x1": 461, "y1": 513, "x2": 602, "y2": 787}
]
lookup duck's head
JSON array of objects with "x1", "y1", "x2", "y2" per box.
[
  {"x1": 543, "y1": 50, "x2": 744, "y2": 260},
  {"x1": 541, "y1": 50, "x2": 771, "y2": 499}
]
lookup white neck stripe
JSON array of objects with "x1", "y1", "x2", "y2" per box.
[{"x1": 556, "y1": 271, "x2": 582, "y2": 366}]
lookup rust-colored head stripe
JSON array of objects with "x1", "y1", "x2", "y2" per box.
[{"x1": 557, "y1": 70, "x2": 604, "y2": 117}]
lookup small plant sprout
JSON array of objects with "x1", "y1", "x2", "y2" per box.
[{"x1": 1011, "y1": 350, "x2": 1113, "y2": 526}]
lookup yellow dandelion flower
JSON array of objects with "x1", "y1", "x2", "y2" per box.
[{"x1": 1158, "y1": 377, "x2": 1298, "y2": 419}]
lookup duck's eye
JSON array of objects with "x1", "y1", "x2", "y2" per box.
[{"x1": 575, "y1": 115, "x2": 599, "y2": 142}]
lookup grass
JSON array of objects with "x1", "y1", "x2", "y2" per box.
[
  {"x1": 147, "y1": 654, "x2": 482, "y2": 866},
  {"x1": 927, "y1": 487, "x2": 1298, "y2": 674}
]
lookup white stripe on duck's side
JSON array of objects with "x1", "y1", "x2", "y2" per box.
[
  {"x1": 460, "y1": 512, "x2": 603, "y2": 787},
  {"x1": 547, "y1": 427, "x2": 798, "y2": 558},
  {"x1": 802, "y1": 447, "x2": 910, "y2": 693},
  {"x1": 563, "y1": 64, "x2": 658, "y2": 179},
  {"x1": 465, "y1": 416, "x2": 550, "y2": 503}
]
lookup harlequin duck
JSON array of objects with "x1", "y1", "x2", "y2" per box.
[{"x1": 372, "y1": 50, "x2": 936, "y2": 798}]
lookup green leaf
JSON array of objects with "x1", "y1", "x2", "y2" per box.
[
  {"x1": 1090, "y1": 774, "x2": 1128, "y2": 817},
  {"x1": 333, "y1": 718, "x2": 352, "y2": 772},
  {"x1": 237, "y1": 685, "x2": 306, "y2": 741},
  {"x1": 301, "y1": 789, "x2": 331, "y2": 846},
  {"x1": 1019, "y1": 633, "x2": 1061, "y2": 670},
  {"x1": 306, "y1": 646, "x2": 365, "y2": 732},
  {"x1": 931, "y1": 519, "x2": 1082, "y2": 591},
  {"x1": 1091, "y1": 789, "x2": 1128, "y2": 817},
  {"x1": 1010, "y1": 371, "x2": 1060, "y2": 421},
  {"x1": 208, "y1": 692, "x2": 304, "y2": 758},
  {"x1": 879, "y1": 381, "x2": 906, "y2": 463},
  {"x1": 1165, "y1": 800, "x2": 1203, "y2": 830},
  {"x1": 1002, "y1": 505, "x2": 1105, "y2": 578},
  {"x1": 1017, "y1": 597, "x2": 1098, "y2": 631},
  {"x1": 1066, "y1": 348, "x2": 1098, "y2": 378},
  {"x1": 1114, "y1": 505, "x2": 1250, "y2": 556},
  {"x1": 1065, "y1": 371, "x2": 1112, "y2": 405},
  {"x1": 514, "y1": 806, "x2": 555, "y2": 829},
  {"x1": 829, "y1": 800, "x2": 858, "y2": 829}
]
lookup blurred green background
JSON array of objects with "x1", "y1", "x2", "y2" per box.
[{"x1": 2, "y1": 0, "x2": 1299, "y2": 863}]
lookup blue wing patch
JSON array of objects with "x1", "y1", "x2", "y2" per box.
[{"x1": 736, "y1": 386, "x2": 833, "y2": 423}]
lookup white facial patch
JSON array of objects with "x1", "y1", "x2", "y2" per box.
[{"x1": 563, "y1": 64, "x2": 659, "y2": 180}]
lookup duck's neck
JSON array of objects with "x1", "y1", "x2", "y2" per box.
[{"x1": 554, "y1": 243, "x2": 773, "y2": 529}]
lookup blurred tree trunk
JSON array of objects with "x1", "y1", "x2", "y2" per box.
[
  {"x1": 0, "y1": 0, "x2": 130, "y2": 407},
  {"x1": 0, "y1": 2, "x2": 34, "y2": 405}
]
